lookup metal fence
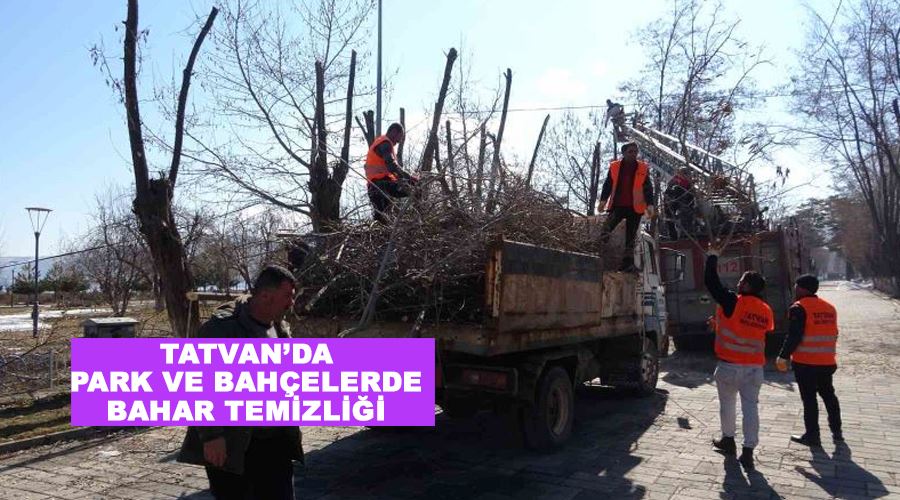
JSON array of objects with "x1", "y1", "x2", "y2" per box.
[{"x1": 0, "y1": 349, "x2": 71, "y2": 396}]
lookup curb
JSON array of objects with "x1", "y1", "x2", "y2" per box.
[{"x1": 0, "y1": 426, "x2": 152, "y2": 457}]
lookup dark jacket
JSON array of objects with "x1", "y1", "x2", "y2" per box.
[
  {"x1": 177, "y1": 298, "x2": 304, "y2": 474},
  {"x1": 777, "y1": 296, "x2": 811, "y2": 360}
]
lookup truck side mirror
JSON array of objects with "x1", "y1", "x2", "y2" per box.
[{"x1": 661, "y1": 249, "x2": 685, "y2": 284}]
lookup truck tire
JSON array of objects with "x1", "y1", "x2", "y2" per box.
[
  {"x1": 659, "y1": 333, "x2": 671, "y2": 358},
  {"x1": 623, "y1": 337, "x2": 659, "y2": 397},
  {"x1": 521, "y1": 366, "x2": 574, "y2": 450}
]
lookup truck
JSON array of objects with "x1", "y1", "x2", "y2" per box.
[
  {"x1": 615, "y1": 117, "x2": 810, "y2": 353},
  {"x1": 659, "y1": 224, "x2": 809, "y2": 352},
  {"x1": 297, "y1": 232, "x2": 684, "y2": 449}
]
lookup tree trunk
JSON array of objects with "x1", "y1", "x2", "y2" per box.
[
  {"x1": 445, "y1": 120, "x2": 457, "y2": 195},
  {"x1": 308, "y1": 60, "x2": 340, "y2": 232},
  {"x1": 420, "y1": 48, "x2": 458, "y2": 172},
  {"x1": 526, "y1": 113, "x2": 550, "y2": 188},
  {"x1": 588, "y1": 142, "x2": 601, "y2": 216},
  {"x1": 485, "y1": 68, "x2": 512, "y2": 214},
  {"x1": 475, "y1": 124, "x2": 487, "y2": 213},
  {"x1": 123, "y1": 0, "x2": 215, "y2": 337},
  {"x1": 357, "y1": 110, "x2": 375, "y2": 146},
  {"x1": 398, "y1": 107, "x2": 406, "y2": 166},
  {"x1": 134, "y1": 179, "x2": 199, "y2": 334}
]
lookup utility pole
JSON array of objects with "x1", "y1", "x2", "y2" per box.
[
  {"x1": 26, "y1": 207, "x2": 51, "y2": 339},
  {"x1": 376, "y1": 0, "x2": 382, "y2": 135}
]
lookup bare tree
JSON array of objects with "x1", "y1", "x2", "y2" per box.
[
  {"x1": 420, "y1": 48, "x2": 459, "y2": 173},
  {"x1": 793, "y1": 0, "x2": 900, "y2": 294},
  {"x1": 187, "y1": 0, "x2": 374, "y2": 232},
  {"x1": 74, "y1": 190, "x2": 153, "y2": 316},
  {"x1": 97, "y1": 0, "x2": 219, "y2": 335},
  {"x1": 536, "y1": 111, "x2": 610, "y2": 215},
  {"x1": 209, "y1": 208, "x2": 285, "y2": 289}
]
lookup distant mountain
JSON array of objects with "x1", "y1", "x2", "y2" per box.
[{"x1": 0, "y1": 256, "x2": 59, "y2": 289}]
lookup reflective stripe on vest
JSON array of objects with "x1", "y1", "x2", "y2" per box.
[
  {"x1": 718, "y1": 327, "x2": 765, "y2": 353},
  {"x1": 604, "y1": 160, "x2": 649, "y2": 213},
  {"x1": 714, "y1": 295, "x2": 774, "y2": 366},
  {"x1": 364, "y1": 135, "x2": 398, "y2": 182},
  {"x1": 791, "y1": 296, "x2": 838, "y2": 365}
]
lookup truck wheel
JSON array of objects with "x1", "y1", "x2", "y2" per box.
[
  {"x1": 521, "y1": 367, "x2": 574, "y2": 450},
  {"x1": 624, "y1": 337, "x2": 659, "y2": 397}
]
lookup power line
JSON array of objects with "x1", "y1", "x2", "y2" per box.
[{"x1": 0, "y1": 246, "x2": 107, "y2": 272}]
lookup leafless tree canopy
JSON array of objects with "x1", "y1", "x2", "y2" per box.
[
  {"x1": 185, "y1": 0, "x2": 375, "y2": 231},
  {"x1": 792, "y1": 0, "x2": 900, "y2": 291},
  {"x1": 534, "y1": 111, "x2": 609, "y2": 216},
  {"x1": 74, "y1": 190, "x2": 152, "y2": 316}
]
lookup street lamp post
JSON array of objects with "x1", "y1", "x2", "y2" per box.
[
  {"x1": 26, "y1": 207, "x2": 52, "y2": 339},
  {"x1": 376, "y1": 0, "x2": 382, "y2": 136}
]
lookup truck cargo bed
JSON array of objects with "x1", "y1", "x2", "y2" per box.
[{"x1": 297, "y1": 240, "x2": 642, "y2": 356}]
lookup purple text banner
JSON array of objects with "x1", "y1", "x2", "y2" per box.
[{"x1": 70, "y1": 338, "x2": 435, "y2": 426}]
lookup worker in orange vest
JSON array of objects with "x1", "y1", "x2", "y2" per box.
[
  {"x1": 597, "y1": 142, "x2": 656, "y2": 271},
  {"x1": 365, "y1": 122, "x2": 416, "y2": 223},
  {"x1": 776, "y1": 275, "x2": 843, "y2": 447},
  {"x1": 705, "y1": 246, "x2": 775, "y2": 471}
]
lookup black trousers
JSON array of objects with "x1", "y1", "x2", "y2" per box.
[
  {"x1": 600, "y1": 207, "x2": 643, "y2": 268},
  {"x1": 368, "y1": 179, "x2": 410, "y2": 224},
  {"x1": 205, "y1": 436, "x2": 295, "y2": 500},
  {"x1": 794, "y1": 363, "x2": 842, "y2": 439}
]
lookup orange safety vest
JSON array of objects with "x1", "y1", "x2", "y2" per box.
[
  {"x1": 365, "y1": 135, "x2": 398, "y2": 182},
  {"x1": 791, "y1": 296, "x2": 838, "y2": 365},
  {"x1": 714, "y1": 295, "x2": 774, "y2": 366},
  {"x1": 604, "y1": 160, "x2": 649, "y2": 213}
]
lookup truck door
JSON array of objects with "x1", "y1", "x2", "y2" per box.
[{"x1": 640, "y1": 236, "x2": 667, "y2": 346}]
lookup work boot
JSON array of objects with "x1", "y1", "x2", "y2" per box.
[
  {"x1": 739, "y1": 447, "x2": 755, "y2": 471},
  {"x1": 712, "y1": 436, "x2": 736, "y2": 455},
  {"x1": 790, "y1": 434, "x2": 822, "y2": 447}
]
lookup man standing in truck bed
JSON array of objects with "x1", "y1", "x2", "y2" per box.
[
  {"x1": 598, "y1": 142, "x2": 656, "y2": 271},
  {"x1": 365, "y1": 122, "x2": 417, "y2": 223},
  {"x1": 705, "y1": 248, "x2": 775, "y2": 471}
]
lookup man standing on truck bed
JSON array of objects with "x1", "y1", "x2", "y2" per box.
[
  {"x1": 365, "y1": 122, "x2": 417, "y2": 223},
  {"x1": 775, "y1": 274, "x2": 843, "y2": 447},
  {"x1": 705, "y1": 248, "x2": 774, "y2": 471},
  {"x1": 598, "y1": 142, "x2": 656, "y2": 271}
]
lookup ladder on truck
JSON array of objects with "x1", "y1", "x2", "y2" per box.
[{"x1": 611, "y1": 113, "x2": 765, "y2": 238}]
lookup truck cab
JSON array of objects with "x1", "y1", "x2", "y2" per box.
[{"x1": 636, "y1": 232, "x2": 683, "y2": 357}]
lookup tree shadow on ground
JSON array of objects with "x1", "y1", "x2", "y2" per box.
[
  {"x1": 795, "y1": 443, "x2": 887, "y2": 498},
  {"x1": 257, "y1": 385, "x2": 670, "y2": 499}
]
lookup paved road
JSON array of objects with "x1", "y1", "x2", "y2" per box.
[{"x1": 1, "y1": 283, "x2": 898, "y2": 499}]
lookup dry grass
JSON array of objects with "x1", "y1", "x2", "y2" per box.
[{"x1": 0, "y1": 304, "x2": 188, "y2": 443}]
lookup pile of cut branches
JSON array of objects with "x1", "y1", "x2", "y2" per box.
[{"x1": 291, "y1": 182, "x2": 626, "y2": 324}]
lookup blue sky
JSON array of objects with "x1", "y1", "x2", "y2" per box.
[{"x1": 0, "y1": 0, "x2": 831, "y2": 257}]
